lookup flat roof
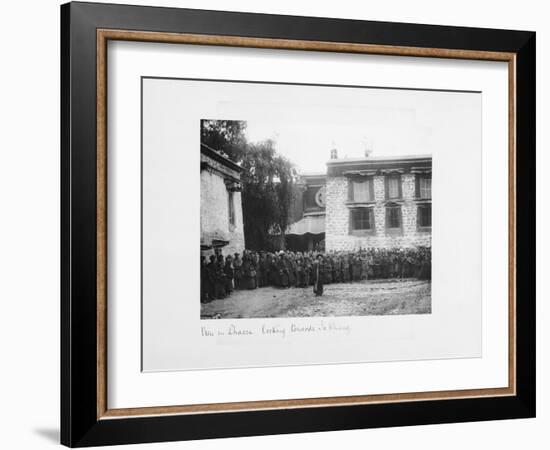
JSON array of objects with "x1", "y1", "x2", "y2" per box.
[
  {"x1": 326, "y1": 154, "x2": 432, "y2": 165},
  {"x1": 200, "y1": 143, "x2": 243, "y2": 173}
]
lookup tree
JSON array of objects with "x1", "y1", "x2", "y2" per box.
[
  {"x1": 200, "y1": 120, "x2": 298, "y2": 250},
  {"x1": 200, "y1": 119, "x2": 247, "y2": 161},
  {"x1": 239, "y1": 140, "x2": 298, "y2": 250}
]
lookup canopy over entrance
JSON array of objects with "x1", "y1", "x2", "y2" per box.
[
  {"x1": 286, "y1": 215, "x2": 325, "y2": 236},
  {"x1": 201, "y1": 230, "x2": 230, "y2": 250}
]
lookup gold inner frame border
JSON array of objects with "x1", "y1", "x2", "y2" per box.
[{"x1": 96, "y1": 28, "x2": 517, "y2": 420}]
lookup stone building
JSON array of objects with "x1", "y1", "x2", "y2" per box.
[
  {"x1": 286, "y1": 152, "x2": 432, "y2": 252},
  {"x1": 200, "y1": 143, "x2": 245, "y2": 257},
  {"x1": 325, "y1": 153, "x2": 432, "y2": 251},
  {"x1": 286, "y1": 173, "x2": 327, "y2": 251}
]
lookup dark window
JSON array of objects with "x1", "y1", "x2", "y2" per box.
[
  {"x1": 386, "y1": 205, "x2": 401, "y2": 229},
  {"x1": 351, "y1": 208, "x2": 373, "y2": 231},
  {"x1": 228, "y1": 191, "x2": 235, "y2": 226},
  {"x1": 304, "y1": 186, "x2": 326, "y2": 210},
  {"x1": 417, "y1": 204, "x2": 432, "y2": 228}
]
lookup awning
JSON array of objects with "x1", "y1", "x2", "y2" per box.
[
  {"x1": 286, "y1": 215, "x2": 325, "y2": 236},
  {"x1": 201, "y1": 230, "x2": 230, "y2": 250}
]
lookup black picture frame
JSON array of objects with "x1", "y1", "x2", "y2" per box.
[{"x1": 61, "y1": 1, "x2": 535, "y2": 447}]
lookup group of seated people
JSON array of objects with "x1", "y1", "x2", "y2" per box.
[{"x1": 200, "y1": 246, "x2": 431, "y2": 303}]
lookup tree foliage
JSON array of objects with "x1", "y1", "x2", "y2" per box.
[
  {"x1": 201, "y1": 120, "x2": 298, "y2": 250},
  {"x1": 200, "y1": 119, "x2": 248, "y2": 161}
]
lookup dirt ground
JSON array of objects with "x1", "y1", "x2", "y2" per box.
[{"x1": 201, "y1": 279, "x2": 431, "y2": 319}]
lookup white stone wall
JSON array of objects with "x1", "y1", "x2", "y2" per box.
[
  {"x1": 200, "y1": 169, "x2": 245, "y2": 257},
  {"x1": 325, "y1": 176, "x2": 349, "y2": 243},
  {"x1": 325, "y1": 173, "x2": 431, "y2": 251}
]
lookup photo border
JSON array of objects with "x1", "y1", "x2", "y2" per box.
[{"x1": 99, "y1": 26, "x2": 515, "y2": 419}]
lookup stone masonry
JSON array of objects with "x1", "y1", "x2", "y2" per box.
[
  {"x1": 200, "y1": 148, "x2": 245, "y2": 257},
  {"x1": 325, "y1": 172, "x2": 431, "y2": 251}
]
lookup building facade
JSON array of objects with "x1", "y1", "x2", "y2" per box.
[
  {"x1": 285, "y1": 173, "x2": 327, "y2": 251},
  {"x1": 325, "y1": 154, "x2": 432, "y2": 251},
  {"x1": 200, "y1": 144, "x2": 245, "y2": 257},
  {"x1": 287, "y1": 153, "x2": 432, "y2": 252}
]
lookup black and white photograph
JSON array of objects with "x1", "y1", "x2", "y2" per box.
[
  {"x1": 200, "y1": 117, "x2": 432, "y2": 319},
  {"x1": 0, "y1": 0, "x2": 538, "y2": 447},
  {"x1": 141, "y1": 74, "x2": 483, "y2": 372}
]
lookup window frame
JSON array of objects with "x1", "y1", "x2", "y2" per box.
[
  {"x1": 415, "y1": 173, "x2": 432, "y2": 199},
  {"x1": 347, "y1": 177, "x2": 375, "y2": 203},
  {"x1": 417, "y1": 202, "x2": 432, "y2": 231},
  {"x1": 385, "y1": 203, "x2": 403, "y2": 234},
  {"x1": 384, "y1": 174, "x2": 402, "y2": 200},
  {"x1": 349, "y1": 207, "x2": 375, "y2": 235},
  {"x1": 227, "y1": 190, "x2": 236, "y2": 228}
]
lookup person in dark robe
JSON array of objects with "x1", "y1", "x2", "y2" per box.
[
  {"x1": 267, "y1": 253, "x2": 277, "y2": 286},
  {"x1": 361, "y1": 253, "x2": 369, "y2": 280},
  {"x1": 401, "y1": 248, "x2": 412, "y2": 278},
  {"x1": 351, "y1": 254, "x2": 362, "y2": 281},
  {"x1": 303, "y1": 253, "x2": 312, "y2": 287},
  {"x1": 241, "y1": 252, "x2": 256, "y2": 290},
  {"x1": 214, "y1": 255, "x2": 226, "y2": 299},
  {"x1": 252, "y1": 252, "x2": 261, "y2": 288},
  {"x1": 331, "y1": 255, "x2": 340, "y2": 283},
  {"x1": 233, "y1": 253, "x2": 242, "y2": 289},
  {"x1": 259, "y1": 253, "x2": 268, "y2": 287},
  {"x1": 206, "y1": 255, "x2": 216, "y2": 300},
  {"x1": 366, "y1": 251, "x2": 375, "y2": 279},
  {"x1": 295, "y1": 253, "x2": 304, "y2": 287},
  {"x1": 223, "y1": 255, "x2": 234, "y2": 295},
  {"x1": 382, "y1": 249, "x2": 391, "y2": 279},
  {"x1": 286, "y1": 254, "x2": 296, "y2": 287},
  {"x1": 313, "y1": 254, "x2": 324, "y2": 296},
  {"x1": 418, "y1": 247, "x2": 431, "y2": 280},
  {"x1": 276, "y1": 252, "x2": 289, "y2": 288},
  {"x1": 323, "y1": 255, "x2": 332, "y2": 284},
  {"x1": 200, "y1": 256, "x2": 208, "y2": 303},
  {"x1": 342, "y1": 254, "x2": 350, "y2": 282},
  {"x1": 371, "y1": 248, "x2": 381, "y2": 279}
]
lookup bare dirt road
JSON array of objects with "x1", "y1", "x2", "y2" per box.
[{"x1": 201, "y1": 279, "x2": 431, "y2": 319}]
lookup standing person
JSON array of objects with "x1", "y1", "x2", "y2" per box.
[
  {"x1": 342, "y1": 253, "x2": 350, "y2": 283},
  {"x1": 313, "y1": 254, "x2": 324, "y2": 296},
  {"x1": 361, "y1": 252, "x2": 369, "y2": 280},
  {"x1": 252, "y1": 252, "x2": 261, "y2": 288},
  {"x1": 286, "y1": 253, "x2": 296, "y2": 287},
  {"x1": 332, "y1": 254, "x2": 341, "y2": 283},
  {"x1": 303, "y1": 253, "x2": 312, "y2": 287},
  {"x1": 259, "y1": 252, "x2": 268, "y2": 287},
  {"x1": 367, "y1": 250, "x2": 375, "y2": 279},
  {"x1": 206, "y1": 255, "x2": 216, "y2": 300},
  {"x1": 267, "y1": 253, "x2": 277, "y2": 286},
  {"x1": 295, "y1": 253, "x2": 305, "y2": 287},
  {"x1": 200, "y1": 256, "x2": 208, "y2": 303},
  {"x1": 352, "y1": 253, "x2": 362, "y2": 281},
  {"x1": 372, "y1": 248, "x2": 381, "y2": 279},
  {"x1": 214, "y1": 255, "x2": 226, "y2": 299},
  {"x1": 233, "y1": 253, "x2": 242, "y2": 290},
  {"x1": 382, "y1": 249, "x2": 391, "y2": 279},
  {"x1": 242, "y1": 251, "x2": 257, "y2": 290},
  {"x1": 323, "y1": 254, "x2": 332, "y2": 284},
  {"x1": 276, "y1": 251, "x2": 289, "y2": 288},
  {"x1": 223, "y1": 255, "x2": 234, "y2": 295}
]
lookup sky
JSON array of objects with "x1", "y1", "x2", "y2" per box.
[
  {"x1": 206, "y1": 81, "x2": 479, "y2": 174},
  {"x1": 243, "y1": 103, "x2": 426, "y2": 174}
]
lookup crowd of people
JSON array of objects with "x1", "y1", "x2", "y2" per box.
[{"x1": 200, "y1": 247, "x2": 431, "y2": 303}]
